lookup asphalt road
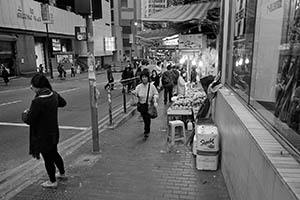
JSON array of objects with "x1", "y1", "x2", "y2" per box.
[{"x1": 0, "y1": 72, "x2": 125, "y2": 175}]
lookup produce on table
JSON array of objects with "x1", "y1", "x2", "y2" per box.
[{"x1": 171, "y1": 90, "x2": 206, "y2": 110}]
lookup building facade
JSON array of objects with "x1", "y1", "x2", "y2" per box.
[
  {"x1": 0, "y1": 0, "x2": 112, "y2": 76},
  {"x1": 111, "y1": 0, "x2": 142, "y2": 68}
]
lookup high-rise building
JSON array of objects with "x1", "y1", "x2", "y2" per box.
[{"x1": 111, "y1": 0, "x2": 142, "y2": 67}]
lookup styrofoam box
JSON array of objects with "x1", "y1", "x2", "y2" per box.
[
  {"x1": 195, "y1": 124, "x2": 219, "y2": 152},
  {"x1": 196, "y1": 154, "x2": 218, "y2": 171}
]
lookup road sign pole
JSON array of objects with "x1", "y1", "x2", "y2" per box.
[{"x1": 85, "y1": 10, "x2": 99, "y2": 152}]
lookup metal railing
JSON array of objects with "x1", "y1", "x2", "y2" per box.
[{"x1": 106, "y1": 76, "x2": 139, "y2": 126}]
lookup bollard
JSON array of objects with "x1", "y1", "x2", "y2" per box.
[{"x1": 107, "y1": 85, "x2": 113, "y2": 126}]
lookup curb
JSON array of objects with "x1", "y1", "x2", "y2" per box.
[{"x1": 0, "y1": 105, "x2": 136, "y2": 200}]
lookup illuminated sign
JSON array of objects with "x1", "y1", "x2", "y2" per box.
[
  {"x1": 104, "y1": 37, "x2": 116, "y2": 51},
  {"x1": 52, "y1": 39, "x2": 61, "y2": 51}
]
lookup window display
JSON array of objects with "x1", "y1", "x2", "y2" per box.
[
  {"x1": 229, "y1": 0, "x2": 256, "y2": 101},
  {"x1": 226, "y1": 0, "x2": 300, "y2": 152}
]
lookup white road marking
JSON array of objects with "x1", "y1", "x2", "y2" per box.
[
  {"x1": 0, "y1": 122, "x2": 88, "y2": 131},
  {"x1": 0, "y1": 100, "x2": 22, "y2": 107},
  {"x1": 58, "y1": 88, "x2": 80, "y2": 94},
  {"x1": 0, "y1": 87, "x2": 29, "y2": 94}
]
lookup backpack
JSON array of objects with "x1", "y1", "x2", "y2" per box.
[{"x1": 162, "y1": 71, "x2": 173, "y2": 87}]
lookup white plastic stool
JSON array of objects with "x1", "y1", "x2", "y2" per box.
[{"x1": 168, "y1": 120, "x2": 186, "y2": 145}]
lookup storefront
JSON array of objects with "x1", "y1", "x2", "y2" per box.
[
  {"x1": 217, "y1": 0, "x2": 300, "y2": 199},
  {"x1": 0, "y1": 35, "x2": 17, "y2": 76},
  {"x1": 0, "y1": 0, "x2": 85, "y2": 75}
]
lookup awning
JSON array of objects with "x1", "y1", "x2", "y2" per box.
[
  {"x1": 137, "y1": 28, "x2": 180, "y2": 40},
  {"x1": 0, "y1": 34, "x2": 17, "y2": 42},
  {"x1": 143, "y1": 1, "x2": 220, "y2": 23}
]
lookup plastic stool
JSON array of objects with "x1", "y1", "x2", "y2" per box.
[{"x1": 168, "y1": 120, "x2": 186, "y2": 145}]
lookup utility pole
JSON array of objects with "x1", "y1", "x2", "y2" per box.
[
  {"x1": 41, "y1": 3, "x2": 53, "y2": 79},
  {"x1": 85, "y1": 0, "x2": 100, "y2": 152}
]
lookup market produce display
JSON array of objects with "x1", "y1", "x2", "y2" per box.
[{"x1": 171, "y1": 89, "x2": 206, "y2": 110}]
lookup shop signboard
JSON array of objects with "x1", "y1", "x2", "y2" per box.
[
  {"x1": 75, "y1": 26, "x2": 87, "y2": 41},
  {"x1": 178, "y1": 34, "x2": 203, "y2": 50},
  {"x1": 56, "y1": 54, "x2": 73, "y2": 64}
]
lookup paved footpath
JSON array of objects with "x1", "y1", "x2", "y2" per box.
[{"x1": 10, "y1": 96, "x2": 230, "y2": 200}]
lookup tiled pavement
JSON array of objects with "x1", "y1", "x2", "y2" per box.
[{"x1": 10, "y1": 97, "x2": 230, "y2": 200}]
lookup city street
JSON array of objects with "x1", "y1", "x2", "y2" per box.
[{"x1": 0, "y1": 72, "x2": 123, "y2": 176}]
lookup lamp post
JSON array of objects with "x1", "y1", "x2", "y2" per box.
[{"x1": 130, "y1": 20, "x2": 138, "y2": 67}]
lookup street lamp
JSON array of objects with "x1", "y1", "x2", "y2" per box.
[{"x1": 130, "y1": 20, "x2": 138, "y2": 66}]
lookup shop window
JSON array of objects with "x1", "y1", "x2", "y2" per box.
[
  {"x1": 247, "y1": 0, "x2": 300, "y2": 152},
  {"x1": 225, "y1": 0, "x2": 300, "y2": 152},
  {"x1": 228, "y1": 0, "x2": 257, "y2": 101}
]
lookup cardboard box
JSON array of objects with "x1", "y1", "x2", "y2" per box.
[
  {"x1": 195, "y1": 125, "x2": 219, "y2": 152},
  {"x1": 196, "y1": 153, "x2": 218, "y2": 171}
]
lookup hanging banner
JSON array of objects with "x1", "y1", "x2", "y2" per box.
[{"x1": 178, "y1": 34, "x2": 203, "y2": 49}]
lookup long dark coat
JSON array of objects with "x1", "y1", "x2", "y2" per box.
[{"x1": 23, "y1": 88, "x2": 66, "y2": 158}]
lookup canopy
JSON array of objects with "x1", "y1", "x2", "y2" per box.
[{"x1": 143, "y1": 1, "x2": 220, "y2": 23}]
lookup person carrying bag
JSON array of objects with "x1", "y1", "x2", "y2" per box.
[{"x1": 132, "y1": 69, "x2": 158, "y2": 139}]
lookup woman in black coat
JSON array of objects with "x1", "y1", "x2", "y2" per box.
[{"x1": 22, "y1": 73, "x2": 67, "y2": 188}]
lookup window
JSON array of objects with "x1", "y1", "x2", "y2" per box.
[
  {"x1": 121, "y1": 0, "x2": 128, "y2": 7},
  {"x1": 123, "y1": 39, "x2": 130, "y2": 47},
  {"x1": 122, "y1": 26, "x2": 131, "y2": 34},
  {"x1": 111, "y1": 10, "x2": 114, "y2": 22},
  {"x1": 225, "y1": 0, "x2": 300, "y2": 153}
]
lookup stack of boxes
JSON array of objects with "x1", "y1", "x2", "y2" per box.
[{"x1": 193, "y1": 124, "x2": 219, "y2": 170}]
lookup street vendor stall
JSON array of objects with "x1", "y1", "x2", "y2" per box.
[{"x1": 167, "y1": 84, "x2": 206, "y2": 124}]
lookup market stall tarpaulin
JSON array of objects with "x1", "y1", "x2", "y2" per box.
[{"x1": 142, "y1": 1, "x2": 220, "y2": 23}]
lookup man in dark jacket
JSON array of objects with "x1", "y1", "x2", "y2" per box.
[
  {"x1": 1, "y1": 65, "x2": 9, "y2": 86},
  {"x1": 104, "y1": 65, "x2": 114, "y2": 90},
  {"x1": 161, "y1": 65, "x2": 174, "y2": 104},
  {"x1": 23, "y1": 73, "x2": 67, "y2": 188}
]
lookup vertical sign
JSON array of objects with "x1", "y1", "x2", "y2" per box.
[
  {"x1": 234, "y1": 0, "x2": 246, "y2": 40},
  {"x1": 41, "y1": 4, "x2": 50, "y2": 21}
]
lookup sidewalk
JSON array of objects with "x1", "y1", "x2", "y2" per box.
[{"x1": 10, "y1": 97, "x2": 230, "y2": 200}]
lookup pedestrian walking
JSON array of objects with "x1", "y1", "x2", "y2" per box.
[
  {"x1": 104, "y1": 65, "x2": 114, "y2": 90},
  {"x1": 71, "y1": 64, "x2": 76, "y2": 77},
  {"x1": 150, "y1": 70, "x2": 160, "y2": 89},
  {"x1": 22, "y1": 73, "x2": 67, "y2": 188},
  {"x1": 1, "y1": 65, "x2": 9, "y2": 86},
  {"x1": 161, "y1": 65, "x2": 174, "y2": 104},
  {"x1": 121, "y1": 65, "x2": 134, "y2": 92},
  {"x1": 127, "y1": 64, "x2": 134, "y2": 92},
  {"x1": 132, "y1": 69, "x2": 158, "y2": 139},
  {"x1": 57, "y1": 64, "x2": 63, "y2": 79},
  {"x1": 177, "y1": 70, "x2": 186, "y2": 96},
  {"x1": 39, "y1": 64, "x2": 44, "y2": 74}
]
